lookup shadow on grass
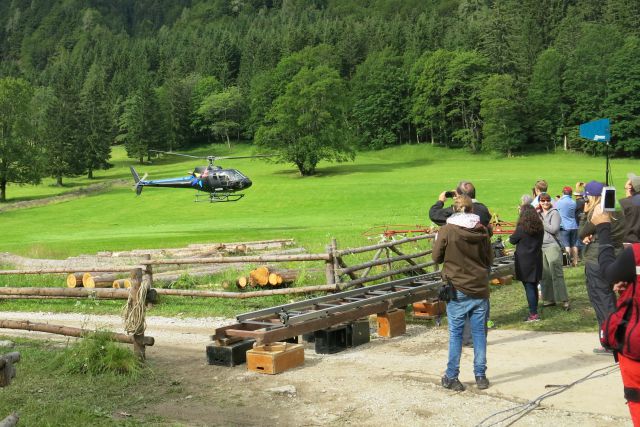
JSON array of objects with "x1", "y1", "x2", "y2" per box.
[{"x1": 272, "y1": 158, "x2": 431, "y2": 177}]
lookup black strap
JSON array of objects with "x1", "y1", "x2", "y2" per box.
[{"x1": 625, "y1": 387, "x2": 640, "y2": 403}]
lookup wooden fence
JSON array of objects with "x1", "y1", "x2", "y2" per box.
[{"x1": 0, "y1": 234, "x2": 436, "y2": 356}]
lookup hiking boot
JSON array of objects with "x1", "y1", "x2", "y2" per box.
[
  {"x1": 524, "y1": 314, "x2": 540, "y2": 322},
  {"x1": 542, "y1": 301, "x2": 556, "y2": 307},
  {"x1": 475, "y1": 376, "x2": 490, "y2": 390},
  {"x1": 593, "y1": 347, "x2": 613, "y2": 355},
  {"x1": 563, "y1": 301, "x2": 570, "y2": 311},
  {"x1": 441, "y1": 375, "x2": 465, "y2": 391}
]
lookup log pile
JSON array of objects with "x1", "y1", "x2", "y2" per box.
[
  {"x1": 93, "y1": 239, "x2": 295, "y2": 259},
  {"x1": 66, "y1": 272, "x2": 132, "y2": 288},
  {"x1": 237, "y1": 266, "x2": 298, "y2": 289}
]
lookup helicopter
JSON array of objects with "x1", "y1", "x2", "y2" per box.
[{"x1": 130, "y1": 150, "x2": 272, "y2": 202}]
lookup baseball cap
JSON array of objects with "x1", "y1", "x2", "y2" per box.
[
  {"x1": 628, "y1": 173, "x2": 640, "y2": 192},
  {"x1": 584, "y1": 180, "x2": 604, "y2": 197},
  {"x1": 562, "y1": 186, "x2": 572, "y2": 194}
]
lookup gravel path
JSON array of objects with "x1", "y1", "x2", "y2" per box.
[{"x1": 0, "y1": 311, "x2": 631, "y2": 426}]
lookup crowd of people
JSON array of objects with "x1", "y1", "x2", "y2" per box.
[{"x1": 428, "y1": 174, "x2": 640, "y2": 423}]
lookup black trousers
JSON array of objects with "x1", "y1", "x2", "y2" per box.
[{"x1": 585, "y1": 261, "x2": 617, "y2": 330}]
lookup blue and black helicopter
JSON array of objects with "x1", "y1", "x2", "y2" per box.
[{"x1": 130, "y1": 150, "x2": 271, "y2": 202}]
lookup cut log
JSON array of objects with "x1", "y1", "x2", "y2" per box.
[
  {"x1": 66, "y1": 272, "x2": 85, "y2": 288},
  {"x1": 113, "y1": 279, "x2": 132, "y2": 289},
  {"x1": 0, "y1": 287, "x2": 158, "y2": 303},
  {"x1": 249, "y1": 266, "x2": 270, "y2": 287},
  {"x1": 84, "y1": 273, "x2": 119, "y2": 288},
  {"x1": 0, "y1": 320, "x2": 154, "y2": 347},
  {"x1": 267, "y1": 269, "x2": 299, "y2": 286},
  {"x1": 236, "y1": 276, "x2": 250, "y2": 289}
]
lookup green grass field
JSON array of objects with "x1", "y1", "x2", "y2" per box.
[{"x1": 2, "y1": 143, "x2": 636, "y2": 257}]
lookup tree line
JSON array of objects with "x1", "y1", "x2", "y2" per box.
[{"x1": 1, "y1": 0, "x2": 639, "y2": 201}]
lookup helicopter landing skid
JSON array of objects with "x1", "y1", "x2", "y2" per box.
[{"x1": 195, "y1": 192, "x2": 245, "y2": 203}]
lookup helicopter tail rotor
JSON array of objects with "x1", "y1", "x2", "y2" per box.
[{"x1": 130, "y1": 167, "x2": 147, "y2": 196}]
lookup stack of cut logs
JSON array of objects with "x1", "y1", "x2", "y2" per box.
[
  {"x1": 237, "y1": 266, "x2": 298, "y2": 289},
  {"x1": 66, "y1": 272, "x2": 132, "y2": 289}
]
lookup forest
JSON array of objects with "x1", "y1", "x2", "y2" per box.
[{"x1": 1, "y1": 0, "x2": 639, "y2": 201}]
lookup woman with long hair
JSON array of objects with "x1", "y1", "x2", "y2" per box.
[
  {"x1": 578, "y1": 180, "x2": 625, "y2": 353},
  {"x1": 537, "y1": 192, "x2": 570, "y2": 309},
  {"x1": 510, "y1": 204, "x2": 544, "y2": 321}
]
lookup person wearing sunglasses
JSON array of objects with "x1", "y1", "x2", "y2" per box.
[
  {"x1": 536, "y1": 192, "x2": 570, "y2": 310},
  {"x1": 579, "y1": 180, "x2": 626, "y2": 354}
]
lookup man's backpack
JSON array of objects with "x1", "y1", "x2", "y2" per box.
[{"x1": 600, "y1": 243, "x2": 640, "y2": 359}]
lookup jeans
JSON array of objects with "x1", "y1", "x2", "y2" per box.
[
  {"x1": 585, "y1": 261, "x2": 617, "y2": 329},
  {"x1": 523, "y1": 282, "x2": 539, "y2": 315},
  {"x1": 446, "y1": 290, "x2": 488, "y2": 379}
]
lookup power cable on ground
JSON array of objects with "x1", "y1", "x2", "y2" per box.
[{"x1": 475, "y1": 363, "x2": 619, "y2": 427}]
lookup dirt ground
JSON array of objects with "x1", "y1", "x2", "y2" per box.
[{"x1": 0, "y1": 311, "x2": 632, "y2": 426}]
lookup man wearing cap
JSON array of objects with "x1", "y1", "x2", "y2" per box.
[
  {"x1": 620, "y1": 173, "x2": 640, "y2": 243},
  {"x1": 556, "y1": 186, "x2": 579, "y2": 267}
]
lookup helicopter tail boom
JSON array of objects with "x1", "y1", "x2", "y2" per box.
[{"x1": 130, "y1": 167, "x2": 144, "y2": 195}]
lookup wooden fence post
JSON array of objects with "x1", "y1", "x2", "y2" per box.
[
  {"x1": 325, "y1": 244, "x2": 335, "y2": 286},
  {"x1": 128, "y1": 268, "x2": 147, "y2": 360},
  {"x1": 143, "y1": 253, "x2": 153, "y2": 303},
  {"x1": 331, "y1": 238, "x2": 340, "y2": 286}
]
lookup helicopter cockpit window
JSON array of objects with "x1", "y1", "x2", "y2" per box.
[{"x1": 216, "y1": 170, "x2": 244, "y2": 180}]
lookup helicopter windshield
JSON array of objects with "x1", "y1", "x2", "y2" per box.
[{"x1": 216, "y1": 169, "x2": 245, "y2": 180}]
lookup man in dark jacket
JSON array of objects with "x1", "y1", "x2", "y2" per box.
[
  {"x1": 429, "y1": 180, "x2": 492, "y2": 347},
  {"x1": 620, "y1": 172, "x2": 640, "y2": 244},
  {"x1": 429, "y1": 181, "x2": 491, "y2": 228},
  {"x1": 432, "y1": 196, "x2": 494, "y2": 392}
]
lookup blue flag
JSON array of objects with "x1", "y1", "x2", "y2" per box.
[{"x1": 579, "y1": 118, "x2": 610, "y2": 142}]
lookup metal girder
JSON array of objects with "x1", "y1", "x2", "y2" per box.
[{"x1": 214, "y1": 256, "x2": 514, "y2": 345}]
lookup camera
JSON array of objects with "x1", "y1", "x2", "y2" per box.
[
  {"x1": 601, "y1": 186, "x2": 616, "y2": 212},
  {"x1": 444, "y1": 191, "x2": 456, "y2": 198}
]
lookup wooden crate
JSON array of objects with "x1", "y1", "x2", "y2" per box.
[
  {"x1": 246, "y1": 342, "x2": 304, "y2": 374},
  {"x1": 490, "y1": 275, "x2": 513, "y2": 286},
  {"x1": 412, "y1": 300, "x2": 446, "y2": 318},
  {"x1": 377, "y1": 309, "x2": 406, "y2": 338}
]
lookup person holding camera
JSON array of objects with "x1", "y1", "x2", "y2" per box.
[
  {"x1": 432, "y1": 195, "x2": 493, "y2": 392},
  {"x1": 590, "y1": 204, "x2": 640, "y2": 424},
  {"x1": 531, "y1": 179, "x2": 549, "y2": 208},
  {"x1": 578, "y1": 180, "x2": 626, "y2": 353},
  {"x1": 536, "y1": 192, "x2": 570, "y2": 310},
  {"x1": 429, "y1": 181, "x2": 492, "y2": 348},
  {"x1": 509, "y1": 204, "x2": 544, "y2": 322},
  {"x1": 429, "y1": 181, "x2": 491, "y2": 228}
]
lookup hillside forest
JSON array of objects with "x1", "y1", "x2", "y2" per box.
[{"x1": 1, "y1": 0, "x2": 639, "y2": 201}]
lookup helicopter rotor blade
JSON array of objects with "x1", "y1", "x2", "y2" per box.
[
  {"x1": 213, "y1": 154, "x2": 275, "y2": 160},
  {"x1": 149, "y1": 150, "x2": 206, "y2": 160}
]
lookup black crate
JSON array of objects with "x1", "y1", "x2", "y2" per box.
[
  {"x1": 314, "y1": 326, "x2": 348, "y2": 354},
  {"x1": 302, "y1": 332, "x2": 315, "y2": 343},
  {"x1": 347, "y1": 319, "x2": 371, "y2": 347},
  {"x1": 206, "y1": 339, "x2": 255, "y2": 367}
]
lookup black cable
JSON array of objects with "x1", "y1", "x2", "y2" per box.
[{"x1": 475, "y1": 363, "x2": 619, "y2": 427}]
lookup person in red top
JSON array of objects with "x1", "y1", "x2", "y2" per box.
[{"x1": 592, "y1": 205, "x2": 640, "y2": 425}]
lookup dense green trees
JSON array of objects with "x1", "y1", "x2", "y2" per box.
[
  {"x1": 0, "y1": 77, "x2": 39, "y2": 202},
  {"x1": 0, "y1": 0, "x2": 639, "y2": 199},
  {"x1": 255, "y1": 65, "x2": 354, "y2": 175}
]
